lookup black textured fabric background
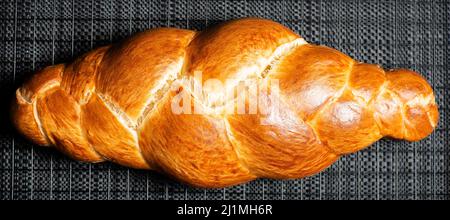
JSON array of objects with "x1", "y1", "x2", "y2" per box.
[{"x1": 0, "y1": 0, "x2": 449, "y2": 200}]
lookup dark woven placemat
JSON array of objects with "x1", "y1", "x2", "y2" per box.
[{"x1": 0, "y1": 0, "x2": 448, "y2": 200}]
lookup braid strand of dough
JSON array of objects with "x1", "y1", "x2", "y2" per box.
[{"x1": 11, "y1": 18, "x2": 438, "y2": 188}]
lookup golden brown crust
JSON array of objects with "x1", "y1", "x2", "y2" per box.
[
  {"x1": 82, "y1": 93, "x2": 149, "y2": 169},
  {"x1": 386, "y1": 69, "x2": 434, "y2": 103},
  {"x1": 312, "y1": 90, "x2": 382, "y2": 154},
  {"x1": 349, "y1": 63, "x2": 386, "y2": 103},
  {"x1": 404, "y1": 105, "x2": 436, "y2": 141},
  {"x1": 384, "y1": 69, "x2": 438, "y2": 141},
  {"x1": 19, "y1": 64, "x2": 64, "y2": 102},
  {"x1": 184, "y1": 18, "x2": 299, "y2": 83},
  {"x1": 11, "y1": 18, "x2": 439, "y2": 188},
  {"x1": 61, "y1": 46, "x2": 110, "y2": 104},
  {"x1": 96, "y1": 28, "x2": 196, "y2": 121},
  {"x1": 37, "y1": 88, "x2": 103, "y2": 162},
  {"x1": 226, "y1": 88, "x2": 338, "y2": 178},
  {"x1": 11, "y1": 89, "x2": 49, "y2": 146},
  {"x1": 11, "y1": 64, "x2": 65, "y2": 146},
  {"x1": 139, "y1": 89, "x2": 255, "y2": 187},
  {"x1": 269, "y1": 44, "x2": 353, "y2": 121},
  {"x1": 373, "y1": 89, "x2": 405, "y2": 139}
]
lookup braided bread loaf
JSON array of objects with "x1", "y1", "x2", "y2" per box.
[{"x1": 11, "y1": 18, "x2": 438, "y2": 188}]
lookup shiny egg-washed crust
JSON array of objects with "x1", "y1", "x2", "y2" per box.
[{"x1": 11, "y1": 18, "x2": 439, "y2": 188}]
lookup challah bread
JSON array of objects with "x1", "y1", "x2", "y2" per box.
[{"x1": 11, "y1": 18, "x2": 439, "y2": 188}]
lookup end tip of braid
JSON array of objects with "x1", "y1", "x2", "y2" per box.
[
  {"x1": 11, "y1": 64, "x2": 65, "y2": 147},
  {"x1": 374, "y1": 68, "x2": 439, "y2": 141}
]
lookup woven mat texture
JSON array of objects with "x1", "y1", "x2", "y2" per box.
[{"x1": 0, "y1": 0, "x2": 449, "y2": 200}]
